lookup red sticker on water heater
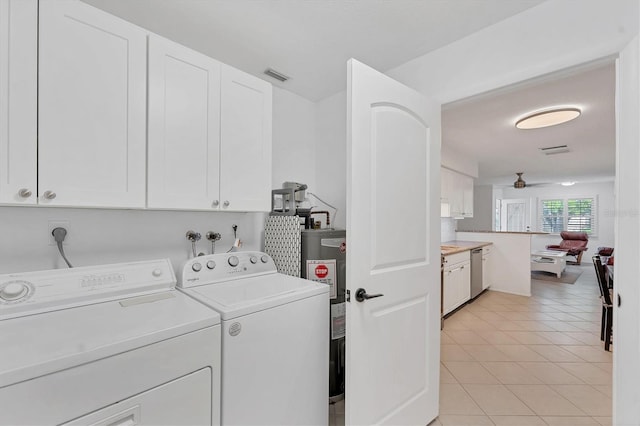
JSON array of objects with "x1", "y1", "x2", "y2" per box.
[
  {"x1": 315, "y1": 264, "x2": 329, "y2": 279},
  {"x1": 339, "y1": 242, "x2": 346, "y2": 254}
]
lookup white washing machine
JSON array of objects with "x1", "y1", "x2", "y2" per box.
[
  {"x1": 178, "y1": 251, "x2": 329, "y2": 426},
  {"x1": 0, "y1": 259, "x2": 221, "y2": 426}
]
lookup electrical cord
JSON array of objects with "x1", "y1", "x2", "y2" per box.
[
  {"x1": 52, "y1": 227, "x2": 73, "y2": 268},
  {"x1": 307, "y1": 192, "x2": 338, "y2": 227}
]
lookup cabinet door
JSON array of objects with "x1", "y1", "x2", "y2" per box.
[
  {"x1": 443, "y1": 269, "x2": 455, "y2": 315},
  {"x1": 449, "y1": 171, "x2": 464, "y2": 218},
  {"x1": 38, "y1": 0, "x2": 146, "y2": 208},
  {"x1": 219, "y1": 65, "x2": 272, "y2": 212},
  {"x1": 459, "y1": 261, "x2": 471, "y2": 303},
  {"x1": 0, "y1": 0, "x2": 37, "y2": 204},
  {"x1": 461, "y1": 173, "x2": 474, "y2": 217},
  {"x1": 440, "y1": 167, "x2": 451, "y2": 217},
  {"x1": 147, "y1": 35, "x2": 221, "y2": 210}
]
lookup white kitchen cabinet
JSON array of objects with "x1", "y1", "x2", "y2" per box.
[
  {"x1": 0, "y1": 0, "x2": 37, "y2": 205},
  {"x1": 442, "y1": 251, "x2": 471, "y2": 315},
  {"x1": 482, "y1": 245, "x2": 493, "y2": 290},
  {"x1": 440, "y1": 167, "x2": 473, "y2": 218},
  {"x1": 147, "y1": 35, "x2": 222, "y2": 210},
  {"x1": 219, "y1": 65, "x2": 272, "y2": 212},
  {"x1": 38, "y1": 0, "x2": 147, "y2": 208}
]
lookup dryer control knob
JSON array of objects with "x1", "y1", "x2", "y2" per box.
[
  {"x1": 260, "y1": 255, "x2": 269, "y2": 264},
  {"x1": 0, "y1": 282, "x2": 29, "y2": 302},
  {"x1": 192, "y1": 262, "x2": 202, "y2": 272},
  {"x1": 250, "y1": 256, "x2": 258, "y2": 264},
  {"x1": 228, "y1": 256, "x2": 239, "y2": 267},
  {"x1": 207, "y1": 260, "x2": 216, "y2": 270}
]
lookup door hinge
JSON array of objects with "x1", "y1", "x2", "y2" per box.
[{"x1": 346, "y1": 289, "x2": 350, "y2": 302}]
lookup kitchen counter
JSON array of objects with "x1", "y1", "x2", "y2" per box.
[
  {"x1": 441, "y1": 240, "x2": 492, "y2": 255},
  {"x1": 457, "y1": 231, "x2": 536, "y2": 297},
  {"x1": 456, "y1": 230, "x2": 548, "y2": 235}
]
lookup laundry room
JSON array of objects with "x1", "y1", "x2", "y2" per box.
[{"x1": 2, "y1": 1, "x2": 639, "y2": 425}]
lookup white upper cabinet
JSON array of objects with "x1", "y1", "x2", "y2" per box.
[
  {"x1": 219, "y1": 65, "x2": 272, "y2": 212},
  {"x1": 38, "y1": 0, "x2": 147, "y2": 208},
  {"x1": 147, "y1": 35, "x2": 221, "y2": 210},
  {"x1": 0, "y1": 0, "x2": 37, "y2": 204},
  {"x1": 441, "y1": 167, "x2": 474, "y2": 218}
]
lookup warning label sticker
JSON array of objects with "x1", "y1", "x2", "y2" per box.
[
  {"x1": 331, "y1": 302, "x2": 346, "y2": 340},
  {"x1": 306, "y1": 259, "x2": 337, "y2": 299}
]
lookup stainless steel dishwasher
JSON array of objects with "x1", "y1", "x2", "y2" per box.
[{"x1": 470, "y1": 248, "x2": 483, "y2": 299}]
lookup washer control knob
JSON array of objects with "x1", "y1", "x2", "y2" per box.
[
  {"x1": 0, "y1": 282, "x2": 29, "y2": 301},
  {"x1": 250, "y1": 256, "x2": 258, "y2": 264},
  {"x1": 260, "y1": 255, "x2": 269, "y2": 264},
  {"x1": 192, "y1": 262, "x2": 202, "y2": 272},
  {"x1": 207, "y1": 260, "x2": 216, "y2": 270},
  {"x1": 152, "y1": 269, "x2": 163, "y2": 277},
  {"x1": 228, "y1": 256, "x2": 239, "y2": 267}
]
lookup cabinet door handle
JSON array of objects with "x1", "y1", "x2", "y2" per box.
[
  {"x1": 18, "y1": 188, "x2": 32, "y2": 198},
  {"x1": 223, "y1": 200, "x2": 230, "y2": 207},
  {"x1": 212, "y1": 200, "x2": 219, "y2": 207},
  {"x1": 43, "y1": 190, "x2": 56, "y2": 200}
]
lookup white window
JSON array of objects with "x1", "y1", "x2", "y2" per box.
[{"x1": 538, "y1": 197, "x2": 597, "y2": 236}]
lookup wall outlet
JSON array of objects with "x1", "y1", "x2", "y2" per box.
[{"x1": 48, "y1": 220, "x2": 71, "y2": 246}]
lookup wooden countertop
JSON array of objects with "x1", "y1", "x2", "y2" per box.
[
  {"x1": 456, "y1": 230, "x2": 548, "y2": 235},
  {"x1": 441, "y1": 240, "x2": 492, "y2": 255}
]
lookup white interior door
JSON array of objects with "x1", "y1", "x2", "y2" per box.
[
  {"x1": 613, "y1": 35, "x2": 640, "y2": 425},
  {"x1": 346, "y1": 59, "x2": 440, "y2": 425},
  {"x1": 500, "y1": 199, "x2": 530, "y2": 232}
]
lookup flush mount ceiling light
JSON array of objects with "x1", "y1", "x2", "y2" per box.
[
  {"x1": 561, "y1": 181, "x2": 576, "y2": 186},
  {"x1": 515, "y1": 107, "x2": 581, "y2": 129}
]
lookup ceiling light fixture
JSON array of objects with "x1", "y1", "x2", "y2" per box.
[
  {"x1": 561, "y1": 181, "x2": 576, "y2": 186},
  {"x1": 515, "y1": 107, "x2": 581, "y2": 129}
]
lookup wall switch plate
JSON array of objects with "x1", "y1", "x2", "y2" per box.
[{"x1": 48, "y1": 220, "x2": 71, "y2": 246}]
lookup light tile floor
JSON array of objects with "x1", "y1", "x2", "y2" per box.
[
  {"x1": 330, "y1": 263, "x2": 611, "y2": 426},
  {"x1": 432, "y1": 263, "x2": 612, "y2": 426}
]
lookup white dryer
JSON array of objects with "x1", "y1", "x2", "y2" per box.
[
  {"x1": 178, "y1": 251, "x2": 329, "y2": 426},
  {"x1": 0, "y1": 259, "x2": 221, "y2": 426}
]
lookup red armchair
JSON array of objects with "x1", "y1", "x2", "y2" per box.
[{"x1": 546, "y1": 231, "x2": 589, "y2": 265}]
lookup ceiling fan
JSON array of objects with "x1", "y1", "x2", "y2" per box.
[
  {"x1": 512, "y1": 172, "x2": 551, "y2": 188},
  {"x1": 513, "y1": 172, "x2": 527, "y2": 189}
]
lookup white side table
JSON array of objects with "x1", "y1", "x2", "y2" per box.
[{"x1": 531, "y1": 250, "x2": 568, "y2": 278}]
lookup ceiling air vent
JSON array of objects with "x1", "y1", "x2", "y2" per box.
[
  {"x1": 539, "y1": 144, "x2": 570, "y2": 155},
  {"x1": 264, "y1": 68, "x2": 289, "y2": 82}
]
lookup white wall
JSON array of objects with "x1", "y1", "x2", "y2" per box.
[
  {"x1": 0, "y1": 206, "x2": 264, "y2": 274},
  {"x1": 499, "y1": 181, "x2": 615, "y2": 254},
  {"x1": 314, "y1": 91, "x2": 347, "y2": 229},
  {"x1": 272, "y1": 87, "x2": 317, "y2": 190}
]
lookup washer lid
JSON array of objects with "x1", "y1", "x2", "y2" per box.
[
  {"x1": 0, "y1": 288, "x2": 219, "y2": 388},
  {"x1": 183, "y1": 272, "x2": 329, "y2": 320}
]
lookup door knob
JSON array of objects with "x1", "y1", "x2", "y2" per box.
[{"x1": 355, "y1": 288, "x2": 384, "y2": 302}]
